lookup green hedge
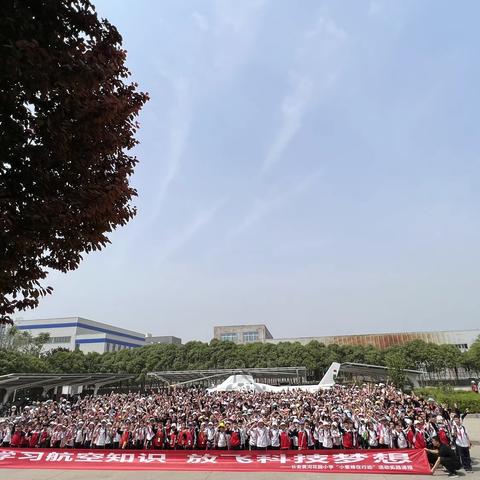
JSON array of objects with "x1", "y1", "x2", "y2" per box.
[{"x1": 414, "y1": 387, "x2": 480, "y2": 413}]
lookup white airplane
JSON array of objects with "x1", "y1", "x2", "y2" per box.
[{"x1": 207, "y1": 362, "x2": 340, "y2": 393}]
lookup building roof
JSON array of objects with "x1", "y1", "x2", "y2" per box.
[
  {"x1": 214, "y1": 324, "x2": 272, "y2": 331},
  {"x1": 269, "y1": 328, "x2": 480, "y2": 342},
  {"x1": 148, "y1": 366, "x2": 307, "y2": 386},
  {"x1": 0, "y1": 373, "x2": 136, "y2": 393},
  {"x1": 15, "y1": 317, "x2": 145, "y2": 339},
  {"x1": 339, "y1": 362, "x2": 424, "y2": 376}
]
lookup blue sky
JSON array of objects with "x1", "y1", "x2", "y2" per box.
[{"x1": 24, "y1": 0, "x2": 480, "y2": 341}]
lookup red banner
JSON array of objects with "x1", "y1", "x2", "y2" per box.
[{"x1": 0, "y1": 447, "x2": 431, "y2": 474}]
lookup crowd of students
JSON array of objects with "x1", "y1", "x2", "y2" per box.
[{"x1": 0, "y1": 384, "x2": 473, "y2": 474}]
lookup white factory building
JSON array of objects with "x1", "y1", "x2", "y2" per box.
[{"x1": 15, "y1": 317, "x2": 145, "y2": 354}]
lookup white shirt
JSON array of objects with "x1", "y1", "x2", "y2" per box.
[
  {"x1": 381, "y1": 425, "x2": 392, "y2": 446},
  {"x1": 368, "y1": 428, "x2": 378, "y2": 447},
  {"x1": 216, "y1": 431, "x2": 227, "y2": 448},
  {"x1": 3, "y1": 428, "x2": 12, "y2": 443},
  {"x1": 256, "y1": 427, "x2": 269, "y2": 448},
  {"x1": 270, "y1": 428, "x2": 280, "y2": 447},
  {"x1": 75, "y1": 428, "x2": 84, "y2": 444},
  {"x1": 95, "y1": 427, "x2": 106, "y2": 446},
  {"x1": 332, "y1": 429, "x2": 342, "y2": 446},
  {"x1": 453, "y1": 424, "x2": 470, "y2": 448},
  {"x1": 322, "y1": 429, "x2": 333, "y2": 448},
  {"x1": 249, "y1": 428, "x2": 258, "y2": 447},
  {"x1": 206, "y1": 427, "x2": 215, "y2": 441},
  {"x1": 394, "y1": 430, "x2": 408, "y2": 448}
]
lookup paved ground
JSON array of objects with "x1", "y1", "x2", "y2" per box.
[{"x1": 2, "y1": 417, "x2": 479, "y2": 480}]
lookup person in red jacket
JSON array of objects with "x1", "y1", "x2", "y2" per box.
[
  {"x1": 188, "y1": 423, "x2": 197, "y2": 449},
  {"x1": 279, "y1": 422, "x2": 291, "y2": 450},
  {"x1": 152, "y1": 425, "x2": 165, "y2": 449},
  {"x1": 228, "y1": 422, "x2": 241, "y2": 450},
  {"x1": 169, "y1": 425, "x2": 178, "y2": 449},
  {"x1": 120, "y1": 424, "x2": 131, "y2": 450},
  {"x1": 10, "y1": 426, "x2": 24, "y2": 448},
  {"x1": 197, "y1": 423, "x2": 208, "y2": 449},
  {"x1": 342, "y1": 420, "x2": 357, "y2": 449},
  {"x1": 38, "y1": 426, "x2": 50, "y2": 448},
  {"x1": 404, "y1": 419, "x2": 415, "y2": 447},
  {"x1": 437, "y1": 421, "x2": 450, "y2": 446},
  {"x1": 297, "y1": 422, "x2": 309, "y2": 451},
  {"x1": 177, "y1": 424, "x2": 194, "y2": 449},
  {"x1": 29, "y1": 426, "x2": 40, "y2": 448},
  {"x1": 21, "y1": 428, "x2": 30, "y2": 448},
  {"x1": 412, "y1": 420, "x2": 427, "y2": 449}
]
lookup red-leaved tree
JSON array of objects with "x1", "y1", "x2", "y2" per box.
[{"x1": 0, "y1": 0, "x2": 149, "y2": 324}]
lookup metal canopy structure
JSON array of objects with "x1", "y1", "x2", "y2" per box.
[
  {"x1": 338, "y1": 363, "x2": 425, "y2": 387},
  {"x1": 148, "y1": 367, "x2": 307, "y2": 387},
  {"x1": 0, "y1": 373, "x2": 136, "y2": 404}
]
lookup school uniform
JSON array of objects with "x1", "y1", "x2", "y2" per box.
[
  {"x1": 215, "y1": 430, "x2": 228, "y2": 450},
  {"x1": 29, "y1": 430, "x2": 40, "y2": 448},
  {"x1": 280, "y1": 430, "x2": 291, "y2": 449},
  {"x1": 322, "y1": 429, "x2": 333, "y2": 449},
  {"x1": 412, "y1": 428, "x2": 426, "y2": 449},
  {"x1": 342, "y1": 428, "x2": 357, "y2": 449},
  {"x1": 297, "y1": 429, "x2": 308, "y2": 451},
  {"x1": 229, "y1": 428, "x2": 242, "y2": 450},
  {"x1": 255, "y1": 426, "x2": 269, "y2": 450},
  {"x1": 453, "y1": 423, "x2": 472, "y2": 471},
  {"x1": 196, "y1": 430, "x2": 207, "y2": 449},
  {"x1": 74, "y1": 428, "x2": 85, "y2": 448},
  {"x1": 10, "y1": 430, "x2": 23, "y2": 447},
  {"x1": 152, "y1": 428, "x2": 165, "y2": 449},
  {"x1": 392, "y1": 429, "x2": 408, "y2": 449}
]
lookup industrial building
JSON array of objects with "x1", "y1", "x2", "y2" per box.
[
  {"x1": 145, "y1": 334, "x2": 182, "y2": 345},
  {"x1": 213, "y1": 324, "x2": 273, "y2": 344},
  {"x1": 213, "y1": 324, "x2": 480, "y2": 350},
  {"x1": 15, "y1": 317, "x2": 145, "y2": 353}
]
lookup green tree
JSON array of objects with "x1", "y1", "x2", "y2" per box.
[
  {"x1": 0, "y1": 326, "x2": 49, "y2": 356},
  {"x1": 0, "y1": 0, "x2": 148, "y2": 324},
  {"x1": 43, "y1": 349, "x2": 87, "y2": 373},
  {"x1": 463, "y1": 336, "x2": 480, "y2": 373},
  {"x1": 0, "y1": 349, "x2": 48, "y2": 375},
  {"x1": 385, "y1": 349, "x2": 408, "y2": 386}
]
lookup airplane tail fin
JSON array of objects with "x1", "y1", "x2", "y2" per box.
[{"x1": 319, "y1": 362, "x2": 340, "y2": 387}]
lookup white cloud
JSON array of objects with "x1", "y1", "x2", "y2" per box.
[
  {"x1": 156, "y1": 201, "x2": 224, "y2": 265},
  {"x1": 262, "y1": 73, "x2": 314, "y2": 173},
  {"x1": 262, "y1": 12, "x2": 348, "y2": 174},
  {"x1": 229, "y1": 170, "x2": 321, "y2": 238},
  {"x1": 151, "y1": 76, "x2": 192, "y2": 219},
  {"x1": 210, "y1": 0, "x2": 267, "y2": 79}
]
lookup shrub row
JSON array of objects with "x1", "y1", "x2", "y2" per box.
[{"x1": 415, "y1": 387, "x2": 480, "y2": 413}]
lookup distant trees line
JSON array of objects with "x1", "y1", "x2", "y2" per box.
[{"x1": 1, "y1": 327, "x2": 479, "y2": 386}]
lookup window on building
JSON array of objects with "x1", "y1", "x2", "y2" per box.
[
  {"x1": 220, "y1": 333, "x2": 237, "y2": 342},
  {"x1": 455, "y1": 343, "x2": 468, "y2": 350},
  {"x1": 46, "y1": 336, "x2": 71, "y2": 344},
  {"x1": 243, "y1": 331, "x2": 259, "y2": 343}
]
